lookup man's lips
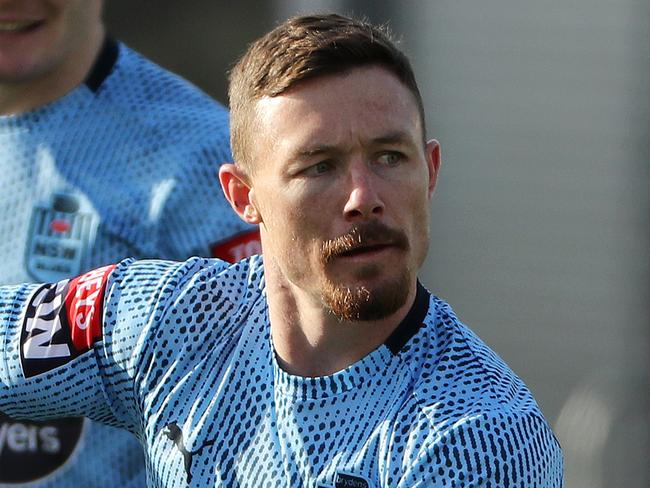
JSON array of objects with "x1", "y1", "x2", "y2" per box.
[
  {"x1": 321, "y1": 222, "x2": 409, "y2": 264},
  {"x1": 337, "y1": 243, "x2": 395, "y2": 258}
]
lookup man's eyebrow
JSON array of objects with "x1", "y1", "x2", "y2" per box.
[
  {"x1": 292, "y1": 132, "x2": 415, "y2": 159},
  {"x1": 371, "y1": 131, "x2": 414, "y2": 145},
  {"x1": 294, "y1": 145, "x2": 338, "y2": 159}
]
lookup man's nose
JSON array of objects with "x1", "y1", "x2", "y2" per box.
[{"x1": 343, "y1": 163, "x2": 385, "y2": 221}]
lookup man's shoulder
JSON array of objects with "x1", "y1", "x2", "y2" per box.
[
  {"x1": 109, "y1": 255, "x2": 264, "y2": 306},
  {"x1": 101, "y1": 42, "x2": 228, "y2": 130},
  {"x1": 407, "y1": 295, "x2": 546, "y2": 429},
  {"x1": 392, "y1": 297, "x2": 562, "y2": 484},
  {"x1": 102, "y1": 255, "x2": 267, "y2": 398}
]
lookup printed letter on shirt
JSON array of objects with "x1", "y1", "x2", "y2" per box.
[{"x1": 20, "y1": 264, "x2": 116, "y2": 378}]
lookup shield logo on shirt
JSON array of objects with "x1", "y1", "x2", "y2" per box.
[{"x1": 25, "y1": 193, "x2": 98, "y2": 282}]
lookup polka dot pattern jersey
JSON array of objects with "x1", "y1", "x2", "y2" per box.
[{"x1": 0, "y1": 256, "x2": 563, "y2": 487}]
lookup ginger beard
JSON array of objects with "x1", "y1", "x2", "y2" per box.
[{"x1": 319, "y1": 221, "x2": 411, "y2": 321}]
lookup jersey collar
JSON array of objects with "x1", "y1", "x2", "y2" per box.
[
  {"x1": 383, "y1": 280, "x2": 430, "y2": 355},
  {"x1": 84, "y1": 36, "x2": 119, "y2": 93}
]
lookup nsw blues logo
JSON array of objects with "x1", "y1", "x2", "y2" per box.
[{"x1": 26, "y1": 193, "x2": 98, "y2": 282}]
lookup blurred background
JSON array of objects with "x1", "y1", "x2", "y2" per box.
[{"x1": 105, "y1": 1, "x2": 649, "y2": 486}]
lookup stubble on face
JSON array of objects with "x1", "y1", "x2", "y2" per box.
[{"x1": 319, "y1": 221, "x2": 412, "y2": 322}]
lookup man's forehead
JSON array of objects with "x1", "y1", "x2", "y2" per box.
[{"x1": 253, "y1": 68, "x2": 422, "y2": 151}]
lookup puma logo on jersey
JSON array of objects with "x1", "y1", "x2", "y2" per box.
[
  {"x1": 163, "y1": 422, "x2": 215, "y2": 484},
  {"x1": 20, "y1": 264, "x2": 116, "y2": 378}
]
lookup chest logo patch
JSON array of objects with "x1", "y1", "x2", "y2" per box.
[
  {"x1": 319, "y1": 471, "x2": 374, "y2": 488},
  {"x1": 26, "y1": 193, "x2": 98, "y2": 283}
]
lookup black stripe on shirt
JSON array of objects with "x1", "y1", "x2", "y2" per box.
[
  {"x1": 84, "y1": 36, "x2": 119, "y2": 93},
  {"x1": 384, "y1": 281, "x2": 430, "y2": 355}
]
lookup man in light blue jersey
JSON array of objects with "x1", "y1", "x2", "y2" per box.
[
  {"x1": 0, "y1": 0, "x2": 258, "y2": 486},
  {"x1": 0, "y1": 13, "x2": 562, "y2": 487}
]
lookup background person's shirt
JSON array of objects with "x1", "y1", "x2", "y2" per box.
[{"x1": 0, "y1": 38, "x2": 258, "y2": 488}]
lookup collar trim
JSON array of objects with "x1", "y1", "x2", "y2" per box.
[
  {"x1": 383, "y1": 281, "x2": 430, "y2": 355},
  {"x1": 84, "y1": 37, "x2": 119, "y2": 93}
]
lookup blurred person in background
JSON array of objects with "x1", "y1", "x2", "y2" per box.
[
  {"x1": 0, "y1": 12, "x2": 562, "y2": 487},
  {"x1": 0, "y1": 0, "x2": 258, "y2": 486}
]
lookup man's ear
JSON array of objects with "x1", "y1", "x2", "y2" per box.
[
  {"x1": 425, "y1": 139, "x2": 441, "y2": 198},
  {"x1": 218, "y1": 164, "x2": 262, "y2": 224}
]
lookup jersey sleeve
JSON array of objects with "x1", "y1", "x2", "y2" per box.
[
  {"x1": 396, "y1": 409, "x2": 564, "y2": 488},
  {"x1": 0, "y1": 258, "x2": 208, "y2": 434}
]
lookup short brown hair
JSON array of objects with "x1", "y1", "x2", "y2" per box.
[{"x1": 228, "y1": 13, "x2": 426, "y2": 174}]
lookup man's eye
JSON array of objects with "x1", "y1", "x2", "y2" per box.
[
  {"x1": 305, "y1": 161, "x2": 332, "y2": 176},
  {"x1": 377, "y1": 152, "x2": 402, "y2": 166}
]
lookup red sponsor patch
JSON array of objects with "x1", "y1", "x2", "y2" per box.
[
  {"x1": 63, "y1": 264, "x2": 116, "y2": 351},
  {"x1": 211, "y1": 229, "x2": 261, "y2": 263},
  {"x1": 20, "y1": 264, "x2": 116, "y2": 378}
]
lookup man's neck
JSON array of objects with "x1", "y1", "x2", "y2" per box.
[
  {"x1": 0, "y1": 25, "x2": 105, "y2": 115},
  {"x1": 265, "y1": 260, "x2": 418, "y2": 377}
]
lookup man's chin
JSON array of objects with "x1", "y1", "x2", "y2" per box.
[{"x1": 322, "y1": 274, "x2": 410, "y2": 322}]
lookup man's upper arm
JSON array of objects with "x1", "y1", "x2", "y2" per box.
[
  {"x1": 0, "y1": 264, "x2": 121, "y2": 425},
  {"x1": 0, "y1": 259, "x2": 186, "y2": 432}
]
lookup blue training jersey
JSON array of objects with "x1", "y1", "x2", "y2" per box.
[
  {"x1": 0, "y1": 38, "x2": 257, "y2": 487},
  {"x1": 0, "y1": 256, "x2": 563, "y2": 487}
]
